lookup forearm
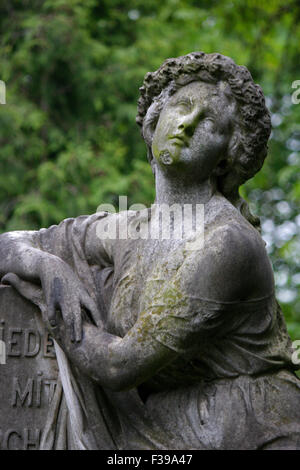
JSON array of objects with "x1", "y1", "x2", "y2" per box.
[
  {"x1": 59, "y1": 324, "x2": 124, "y2": 388},
  {"x1": 0, "y1": 231, "x2": 56, "y2": 281},
  {"x1": 55, "y1": 319, "x2": 175, "y2": 392}
]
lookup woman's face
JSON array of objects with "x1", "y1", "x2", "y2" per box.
[{"x1": 151, "y1": 81, "x2": 235, "y2": 181}]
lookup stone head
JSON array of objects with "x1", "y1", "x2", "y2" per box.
[{"x1": 136, "y1": 52, "x2": 271, "y2": 208}]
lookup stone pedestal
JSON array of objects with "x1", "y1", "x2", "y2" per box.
[{"x1": 0, "y1": 286, "x2": 58, "y2": 450}]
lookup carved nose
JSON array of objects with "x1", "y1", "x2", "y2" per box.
[
  {"x1": 178, "y1": 116, "x2": 196, "y2": 137},
  {"x1": 177, "y1": 108, "x2": 201, "y2": 136}
]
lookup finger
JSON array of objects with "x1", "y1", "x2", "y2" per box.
[
  {"x1": 73, "y1": 304, "x2": 82, "y2": 343},
  {"x1": 1, "y1": 273, "x2": 46, "y2": 311},
  {"x1": 48, "y1": 277, "x2": 64, "y2": 328},
  {"x1": 60, "y1": 301, "x2": 80, "y2": 343},
  {"x1": 46, "y1": 297, "x2": 57, "y2": 328},
  {"x1": 70, "y1": 319, "x2": 75, "y2": 343},
  {"x1": 81, "y1": 293, "x2": 102, "y2": 327}
]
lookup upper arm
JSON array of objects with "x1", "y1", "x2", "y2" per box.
[
  {"x1": 34, "y1": 212, "x2": 114, "y2": 268},
  {"x1": 193, "y1": 223, "x2": 274, "y2": 302},
  {"x1": 84, "y1": 212, "x2": 116, "y2": 267},
  {"x1": 107, "y1": 313, "x2": 178, "y2": 390},
  {"x1": 77, "y1": 312, "x2": 177, "y2": 391}
]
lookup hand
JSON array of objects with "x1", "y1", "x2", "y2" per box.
[
  {"x1": 39, "y1": 255, "x2": 101, "y2": 342},
  {"x1": 2, "y1": 254, "x2": 101, "y2": 342}
]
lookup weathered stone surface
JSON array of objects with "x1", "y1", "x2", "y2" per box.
[
  {"x1": 0, "y1": 52, "x2": 299, "y2": 449},
  {"x1": 0, "y1": 286, "x2": 58, "y2": 450}
]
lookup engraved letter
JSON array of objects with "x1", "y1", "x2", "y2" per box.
[
  {"x1": 24, "y1": 329, "x2": 40, "y2": 357},
  {"x1": 11, "y1": 377, "x2": 34, "y2": 407},
  {"x1": 3, "y1": 430, "x2": 22, "y2": 450},
  {"x1": 23, "y1": 428, "x2": 40, "y2": 450},
  {"x1": 7, "y1": 328, "x2": 22, "y2": 357}
]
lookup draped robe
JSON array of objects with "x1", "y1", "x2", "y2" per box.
[{"x1": 12, "y1": 197, "x2": 300, "y2": 450}]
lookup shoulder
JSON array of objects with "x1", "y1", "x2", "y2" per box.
[
  {"x1": 84, "y1": 209, "x2": 143, "y2": 264},
  {"x1": 208, "y1": 220, "x2": 265, "y2": 261},
  {"x1": 189, "y1": 220, "x2": 274, "y2": 302}
]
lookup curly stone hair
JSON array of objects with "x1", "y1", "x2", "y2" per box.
[{"x1": 136, "y1": 52, "x2": 272, "y2": 230}]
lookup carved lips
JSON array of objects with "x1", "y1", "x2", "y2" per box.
[{"x1": 169, "y1": 134, "x2": 188, "y2": 146}]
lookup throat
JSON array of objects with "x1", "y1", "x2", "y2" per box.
[{"x1": 154, "y1": 168, "x2": 216, "y2": 206}]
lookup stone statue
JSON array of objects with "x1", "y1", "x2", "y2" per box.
[{"x1": 0, "y1": 52, "x2": 300, "y2": 450}]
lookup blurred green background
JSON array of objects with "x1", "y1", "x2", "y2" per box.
[{"x1": 0, "y1": 0, "x2": 299, "y2": 338}]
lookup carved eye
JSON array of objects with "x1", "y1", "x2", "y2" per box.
[
  {"x1": 201, "y1": 116, "x2": 215, "y2": 124},
  {"x1": 175, "y1": 98, "x2": 192, "y2": 111}
]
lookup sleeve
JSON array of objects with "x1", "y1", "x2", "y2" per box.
[
  {"x1": 141, "y1": 283, "x2": 230, "y2": 355},
  {"x1": 33, "y1": 212, "x2": 112, "y2": 266},
  {"x1": 138, "y1": 259, "x2": 257, "y2": 356},
  {"x1": 32, "y1": 212, "x2": 113, "y2": 307}
]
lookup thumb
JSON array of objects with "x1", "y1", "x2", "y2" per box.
[{"x1": 1, "y1": 273, "x2": 46, "y2": 314}]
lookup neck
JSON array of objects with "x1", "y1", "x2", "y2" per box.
[{"x1": 154, "y1": 167, "x2": 216, "y2": 206}]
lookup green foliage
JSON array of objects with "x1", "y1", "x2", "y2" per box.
[{"x1": 0, "y1": 0, "x2": 299, "y2": 337}]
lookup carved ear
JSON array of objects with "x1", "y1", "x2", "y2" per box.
[
  {"x1": 214, "y1": 130, "x2": 239, "y2": 177},
  {"x1": 227, "y1": 131, "x2": 240, "y2": 162},
  {"x1": 216, "y1": 130, "x2": 240, "y2": 176},
  {"x1": 214, "y1": 157, "x2": 230, "y2": 176}
]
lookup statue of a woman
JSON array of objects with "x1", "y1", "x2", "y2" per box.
[{"x1": 1, "y1": 52, "x2": 300, "y2": 450}]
